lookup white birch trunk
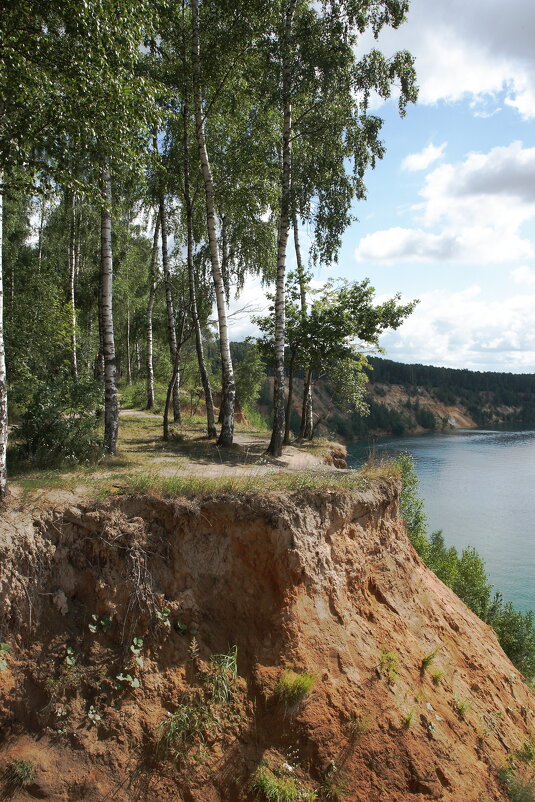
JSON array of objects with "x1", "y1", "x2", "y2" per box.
[
  {"x1": 100, "y1": 168, "x2": 119, "y2": 454},
  {"x1": 68, "y1": 190, "x2": 78, "y2": 379},
  {"x1": 146, "y1": 212, "x2": 160, "y2": 410},
  {"x1": 183, "y1": 96, "x2": 216, "y2": 438},
  {"x1": 0, "y1": 175, "x2": 7, "y2": 498},
  {"x1": 192, "y1": 0, "x2": 235, "y2": 447},
  {"x1": 293, "y1": 213, "x2": 313, "y2": 438},
  {"x1": 268, "y1": 0, "x2": 297, "y2": 457},
  {"x1": 159, "y1": 194, "x2": 181, "y2": 423}
]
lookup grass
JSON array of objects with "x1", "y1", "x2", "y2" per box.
[
  {"x1": 421, "y1": 646, "x2": 440, "y2": 673},
  {"x1": 378, "y1": 649, "x2": 399, "y2": 683},
  {"x1": 204, "y1": 646, "x2": 238, "y2": 703},
  {"x1": 431, "y1": 670, "x2": 444, "y2": 686},
  {"x1": 347, "y1": 713, "x2": 370, "y2": 741},
  {"x1": 251, "y1": 765, "x2": 317, "y2": 801},
  {"x1": 2, "y1": 759, "x2": 35, "y2": 792},
  {"x1": 403, "y1": 710, "x2": 415, "y2": 729},
  {"x1": 157, "y1": 703, "x2": 211, "y2": 762},
  {"x1": 274, "y1": 671, "x2": 316, "y2": 706},
  {"x1": 8, "y1": 409, "x2": 398, "y2": 508},
  {"x1": 452, "y1": 697, "x2": 471, "y2": 718}
]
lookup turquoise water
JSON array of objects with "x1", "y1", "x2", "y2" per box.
[{"x1": 347, "y1": 429, "x2": 535, "y2": 613}]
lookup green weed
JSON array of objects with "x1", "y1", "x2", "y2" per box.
[
  {"x1": 421, "y1": 646, "x2": 440, "y2": 673},
  {"x1": 157, "y1": 703, "x2": 211, "y2": 762},
  {"x1": 2, "y1": 759, "x2": 35, "y2": 791},
  {"x1": 453, "y1": 697, "x2": 471, "y2": 718},
  {"x1": 274, "y1": 671, "x2": 316, "y2": 706},
  {"x1": 378, "y1": 650, "x2": 398, "y2": 683},
  {"x1": 431, "y1": 670, "x2": 444, "y2": 686},
  {"x1": 251, "y1": 765, "x2": 316, "y2": 801},
  {"x1": 205, "y1": 645, "x2": 238, "y2": 703}
]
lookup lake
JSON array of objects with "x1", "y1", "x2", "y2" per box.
[{"x1": 347, "y1": 429, "x2": 535, "y2": 613}]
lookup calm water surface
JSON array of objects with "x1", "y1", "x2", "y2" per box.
[{"x1": 347, "y1": 429, "x2": 535, "y2": 613}]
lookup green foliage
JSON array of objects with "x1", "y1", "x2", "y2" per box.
[
  {"x1": 274, "y1": 671, "x2": 316, "y2": 706},
  {"x1": 395, "y1": 452, "x2": 429, "y2": 556},
  {"x1": 452, "y1": 697, "x2": 471, "y2": 718},
  {"x1": 498, "y1": 738, "x2": 535, "y2": 802},
  {"x1": 157, "y1": 703, "x2": 211, "y2": 762},
  {"x1": 233, "y1": 343, "x2": 266, "y2": 410},
  {"x1": 421, "y1": 646, "x2": 440, "y2": 673},
  {"x1": 397, "y1": 453, "x2": 535, "y2": 681},
  {"x1": 378, "y1": 650, "x2": 398, "y2": 683},
  {"x1": 0, "y1": 642, "x2": 11, "y2": 673},
  {"x1": 205, "y1": 646, "x2": 238, "y2": 704},
  {"x1": 2, "y1": 759, "x2": 35, "y2": 790},
  {"x1": 251, "y1": 765, "x2": 316, "y2": 802},
  {"x1": 12, "y1": 377, "x2": 102, "y2": 469}
]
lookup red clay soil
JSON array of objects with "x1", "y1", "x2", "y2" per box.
[{"x1": 0, "y1": 480, "x2": 533, "y2": 801}]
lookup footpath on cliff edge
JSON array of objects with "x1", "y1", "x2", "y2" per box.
[{"x1": 0, "y1": 410, "x2": 534, "y2": 802}]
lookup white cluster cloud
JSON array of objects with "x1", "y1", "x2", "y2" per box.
[
  {"x1": 401, "y1": 142, "x2": 447, "y2": 172},
  {"x1": 379, "y1": 284, "x2": 535, "y2": 372},
  {"x1": 356, "y1": 141, "x2": 535, "y2": 264},
  {"x1": 360, "y1": 0, "x2": 535, "y2": 118}
]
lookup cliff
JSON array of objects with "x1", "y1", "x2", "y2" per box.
[{"x1": 0, "y1": 481, "x2": 533, "y2": 801}]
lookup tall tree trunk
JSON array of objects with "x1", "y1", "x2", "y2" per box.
[
  {"x1": 183, "y1": 95, "x2": 216, "y2": 438},
  {"x1": 126, "y1": 305, "x2": 132, "y2": 385},
  {"x1": 268, "y1": 0, "x2": 297, "y2": 457},
  {"x1": 37, "y1": 194, "x2": 46, "y2": 273},
  {"x1": 146, "y1": 212, "x2": 160, "y2": 410},
  {"x1": 159, "y1": 193, "x2": 181, "y2": 423},
  {"x1": 100, "y1": 168, "x2": 119, "y2": 454},
  {"x1": 68, "y1": 190, "x2": 78, "y2": 379},
  {"x1": 293, "y1": 213, "x2": 313, "y2": 437},
  {"x1": 163, "y1": 312, "x2": 185, "y2": 441},
  {"x1": 299, "y1": 367, "x2": 313, "y2": 440},
  {"x1": 284, "y1": 351, "x2": 295, "y2": 445},
  {"x1": 192, "y1": 0, "x2": 235, "y2": 447},
  {"x1": 0, "y1": 176, "x2": 7, "y2": 499}
]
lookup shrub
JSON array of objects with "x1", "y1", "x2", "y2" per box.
[
  {"x1": 12, "y1": 377, "x2": 102, "y2": 468},
  {"x1": 274, "y1": 671, "x2": 315, "y2": 705},
  {"x1": 498, "y1": 739, "x2": 535, "y2": 802}
]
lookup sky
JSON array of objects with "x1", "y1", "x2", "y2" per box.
[{"x1": 229, "y1": 0, "x2": 535, "y2": 374}]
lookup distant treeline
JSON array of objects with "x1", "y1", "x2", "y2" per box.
[
  {"x1": 333, "y1": 357, "x2": 535, "y2": 439},
  {"x1": 367, "y1": 357, "x2": 535, "y2": 394}
]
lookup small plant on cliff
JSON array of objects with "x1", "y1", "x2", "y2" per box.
[
  {"x1": 452, "y1": 697, "x2": 471, "y2": 718},
  {"x1": 347, "y1": 713, "x2": 370, "y2": 742},
  {"x1": 431, "y1": 670, "x2": 444, "y2": 686},
  {"x1": 0, "y1": 642, "x2": 10, "y2": 672},
  {"x1": 204, "y1": 645, "x2": 238, "y2": 703},
  {"x1": 498, "y1": 737, "x2": 535, "y2": 802},
  {"x1": 403, "y1": 710, "x2": 414, "y2": 729},
  {"x1": 378, "y1": 650, "x2": 398, "y2": 683},
  {"x1": 251, "y1": 764, "x2": 317, "y2": 801},
  {"x1": 2, "y1": 759, "x2": 35, "y2": 791},
  {"x1": 421, "y1": 646, "x2": 441, "y2": 674},
  {"x1": 274, "y1": 671, "x2": 316, "y2": 706},
  {"x1": 157, "y1": 702, "x2": 211, "y2": 762}
]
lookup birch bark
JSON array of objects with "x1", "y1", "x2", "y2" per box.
[
  {"x1": 0, "y1": 175, "x2": 7, "y2": 498},
  {"x1": 146, "y1": 212, "x2": 160, "y2": 410},
  {"x1": 68, "y1": 190, "x2": 78, "y2": 379},
  {"x1": 268, "y1": 0, "x2": 297, "y2": 457},
  {"x1": 100, "y1": 168, "x2": 119, "y2": 454},
  {"x1": 191, "y1": 0, "x2": 235, "y2": 447},
  {"x1": 159, "y1": 194, "x2": 181, "y2": 423},
  {"x1": 183, "y1": 97, "x2": 216, "y2": 438}
]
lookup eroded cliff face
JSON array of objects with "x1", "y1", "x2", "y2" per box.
[{"x1": 0, "y1": 482, "x2": 533, "y2": 801}]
